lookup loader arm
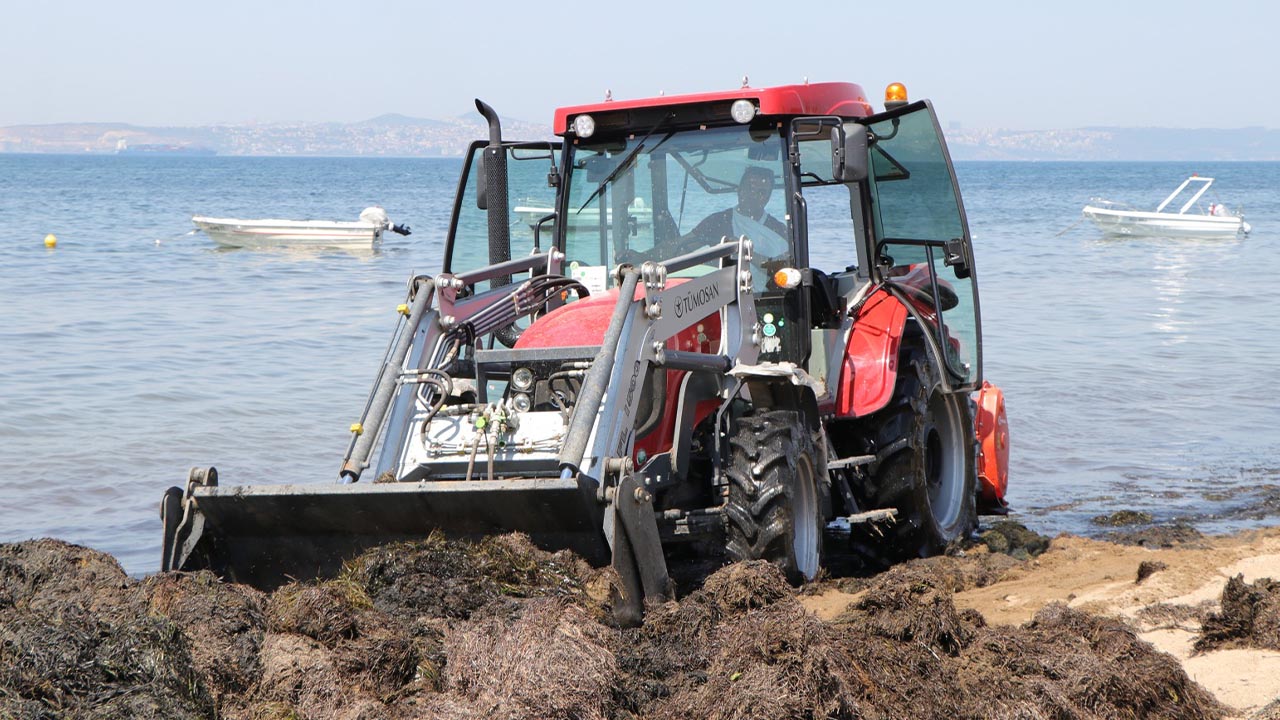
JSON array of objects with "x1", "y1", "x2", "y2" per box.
[
  {"x1": 557, "y1": 237, "x2": 760, "y2": 621},
  {"x1": 563, "y1": 238, "x2": 759, "y2": 481},
  {"x1": 160, "y1": 239, "x2": 761, "y2": 625},
  {"x1": 162, "y1": 250, "x2": 575, "y2": 580}
]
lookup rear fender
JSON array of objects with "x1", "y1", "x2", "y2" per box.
[
  {"x1": 836, "y1": 289, "x2": 908, "y2": 417},
  {"x1": 975, "y1": 380, "x2": 1010, "y2": 509}
]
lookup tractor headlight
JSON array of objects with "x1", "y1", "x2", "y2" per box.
[
  {"x1": 730, "y1": 99, "x2": 757, "y2": 124},
  {"x1": 572, "y1": 114, "x2": 596, "y2": 138},
  {"x1": 512, "y1": 393, "x2": 533, "y2": 413},
  {"x1": 511, "y1": 367, "x2": 535, "y2": 391}
]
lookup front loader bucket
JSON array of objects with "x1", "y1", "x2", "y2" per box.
[{"x1": 162, "y1": 475, "x2": 608, "y2": 590}]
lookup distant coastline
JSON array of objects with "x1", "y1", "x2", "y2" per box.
[
  {"x1": 0, "y1": 114, "x2": 549, "y2": 159},
  {"x1": 116, "y1": 143, "x2": 217, "y2": 156},
  {"x1": 945, "y1": 126, "x2": 1280, "y2": 162},
  {"x1": 2, "y1": 115, "x2": 1278, "y2": 161}
]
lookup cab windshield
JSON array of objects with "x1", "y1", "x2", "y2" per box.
[{"x1": 562, "y1": 124, "x2": 790, "y2": 291}]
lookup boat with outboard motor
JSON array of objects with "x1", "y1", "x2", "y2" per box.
[
  {"x1": 1082, "y1": 176, "x2": 1250, "y2": 238},
  {"x1": 192, "y1": 206, "x2": 410, "y2": 249}
]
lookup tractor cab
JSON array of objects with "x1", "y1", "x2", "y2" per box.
[{"x1": 445, "y1": 82, "x2": 981, "y2": 393}]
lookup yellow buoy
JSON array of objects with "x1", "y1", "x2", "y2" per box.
[{"x1": 44, "y1": 234, "x2": 57, "y2": 248}]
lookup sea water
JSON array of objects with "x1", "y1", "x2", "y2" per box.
[{"x1": 2, "y1": 154, "x2": 1278, "y2": 576}]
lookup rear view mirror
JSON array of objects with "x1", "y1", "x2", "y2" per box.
[
  {"x1": 832, "y1": 124, "x2": 868, "y2": 182},
  {"x1": 475, "y1": 153, "x2": 488, "y2": 210},
  {"x1": 944, "y1": 238, "x2": 971, "y2": 279},
  {"x1": 583, "y1": 155, "x2": 612, "y2": 183},
  {"x1": 747, "y1": 138, "x2": 779, "y2": 161}
]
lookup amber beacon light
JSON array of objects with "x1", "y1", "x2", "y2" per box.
[{"x1": 884, "y1": 82, "x2": 909, "y2": 110}]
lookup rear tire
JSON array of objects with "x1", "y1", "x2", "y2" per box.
[
  {"x1": 860, "y1": 336, "x2": 977, "y2": 558},
  {"x1": 724, "y1": 409, "x2": 823, "y2": 583}
]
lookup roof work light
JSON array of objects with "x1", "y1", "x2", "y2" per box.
[{"x1": 572, "y1": 114, "x2": 596, "y2": 138}]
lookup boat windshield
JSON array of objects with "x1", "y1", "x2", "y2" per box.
[{"x1": 562, "y1": 124, "x2": 791, "y2": 291}]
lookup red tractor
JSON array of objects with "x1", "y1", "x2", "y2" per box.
[{"x1": 161, "y1": 80, "x2": 1010, "y2": 623}]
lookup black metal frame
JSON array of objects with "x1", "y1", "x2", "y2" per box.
[
  {"x1": 443, "y1": 139, "x2": 562, "y2": 275},
  {"x1": 854, "y1": 100, "x2": 983, "y2": 393}
]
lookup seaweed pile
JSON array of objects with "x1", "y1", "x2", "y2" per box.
[
  {"x1": 1194, "y1": 574, "x2": 1280, "y2": 654},
  {"x1": 0, "y1": 533, "x2": 1232, "y2": 719}
]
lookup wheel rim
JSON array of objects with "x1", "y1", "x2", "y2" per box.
[
  {"x1": 792, "y1": 453, "x2": 820, "y2": 580},
  {"x1": 925, "y1": 390, "x2": 967, "y2": 531}
]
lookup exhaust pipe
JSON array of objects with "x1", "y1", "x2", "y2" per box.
[
  {"x1": 475, "y1": 99, "x2": 521, "y2": 347},
  {"x1": 476, "y1": 99, "x2": 511, "y2": 274}
]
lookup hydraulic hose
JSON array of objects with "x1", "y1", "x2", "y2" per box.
[
  {"x1": 414, "y1": 370, "x2": 454, "y2": 438},
  {"x1": 462, "y1": 276, "x2": 586, "y2": 339}
]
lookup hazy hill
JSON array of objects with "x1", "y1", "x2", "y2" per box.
[
  {"x1": 2, "y1": 117, "x2": 1278, "y2": 160},
  {"x1": 0, "y1": 122, "x2": 217, "y2": 153},
  {"x1": 0, "y1": 114, "x2": 548, "y2": 157},
  {"x1": 947, "y1": 126, "x2": 1280, "y2": 161},
  {"x1": 356, "y1": 113, "x2": 447, "y2": 128}
]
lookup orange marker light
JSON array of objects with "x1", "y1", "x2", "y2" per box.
[
  {"x1": 885, "y1": 82, "x2": 908, "y2": 104},
  {"x1": 774, "y1": 267, "x2": 802, "y2": 289}
]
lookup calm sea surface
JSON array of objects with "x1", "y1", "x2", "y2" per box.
[{"x1": 2, "y1": 155, "x2": 1278, "y2": 576}]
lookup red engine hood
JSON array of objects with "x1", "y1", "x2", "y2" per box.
[
  {"x1": 516, "y1": 281, "x2": 687, "y2": 349},
  {"x1": 516, "y1": 286, "x2": 633, "y2": 349}
]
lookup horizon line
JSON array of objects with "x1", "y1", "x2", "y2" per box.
[{"x1": 3, "y1": 118, "x2": 1279, "y2": 133}]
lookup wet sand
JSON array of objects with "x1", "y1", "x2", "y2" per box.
[{"x1": 962, "y1": 528, "x2": 1280, "y2": 717}]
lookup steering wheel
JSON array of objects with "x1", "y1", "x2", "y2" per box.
[
  {"x1": 615, "y1": 231, "x2": 712, "y2": 267},
  {"x1": 615, "y1": 247, "x2": 655, "y2": 266},
  {"x1": 668, "y1": 232, "x2": 715, "y2": 258},
  {"x1": 895, "y1": 279, "x2": 960, "y2": 311}
]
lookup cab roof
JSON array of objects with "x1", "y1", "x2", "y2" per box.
[{"x1": 552, "y1": 81, "x2": 873, "y2": 136}]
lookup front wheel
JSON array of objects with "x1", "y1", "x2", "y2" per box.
[
  {"x1": 724, "y1": 409, "x2": 823, "y2": 583},
  {"x1": 861, "y1": 337, "x2": 977, "y2": 557}
]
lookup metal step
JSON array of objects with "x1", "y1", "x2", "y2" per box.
[
  {"x1": 825, "y1": 508, "x2": 899, "y2": 536},
  {"x1": 827, "y1": 454, "x2": 876, "y2": 470}
]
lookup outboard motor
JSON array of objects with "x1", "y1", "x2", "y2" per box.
[{"x1": 359, "y1": 206, "x2": 412, "y2": 236}]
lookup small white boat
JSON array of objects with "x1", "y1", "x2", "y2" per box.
[
  {"x1": 192, "y1": 207, "x2": 410, "y2": 249},
  {"x1": 513, "y1": 199, "x2": 652, "y2": 232},
  {"x1": 1082, "y1": 176, "x2": 1250, "y2": 238}
]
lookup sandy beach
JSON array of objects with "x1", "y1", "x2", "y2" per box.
[{"x1": 805, "y1": 525, "x2": 1280, "y2": 718}]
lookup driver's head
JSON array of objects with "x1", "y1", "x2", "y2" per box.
[{"x1": 737, "y1": 166, "x2": 775, "y2": 218}]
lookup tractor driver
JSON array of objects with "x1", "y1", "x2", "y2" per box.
[{"x1": 681, "y1": 165, "x2": 789, "y2": 261}]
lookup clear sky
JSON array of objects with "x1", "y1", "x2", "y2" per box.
[{"x1": 1, "y1": 0, "x2": 1274, "y2": 131}]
